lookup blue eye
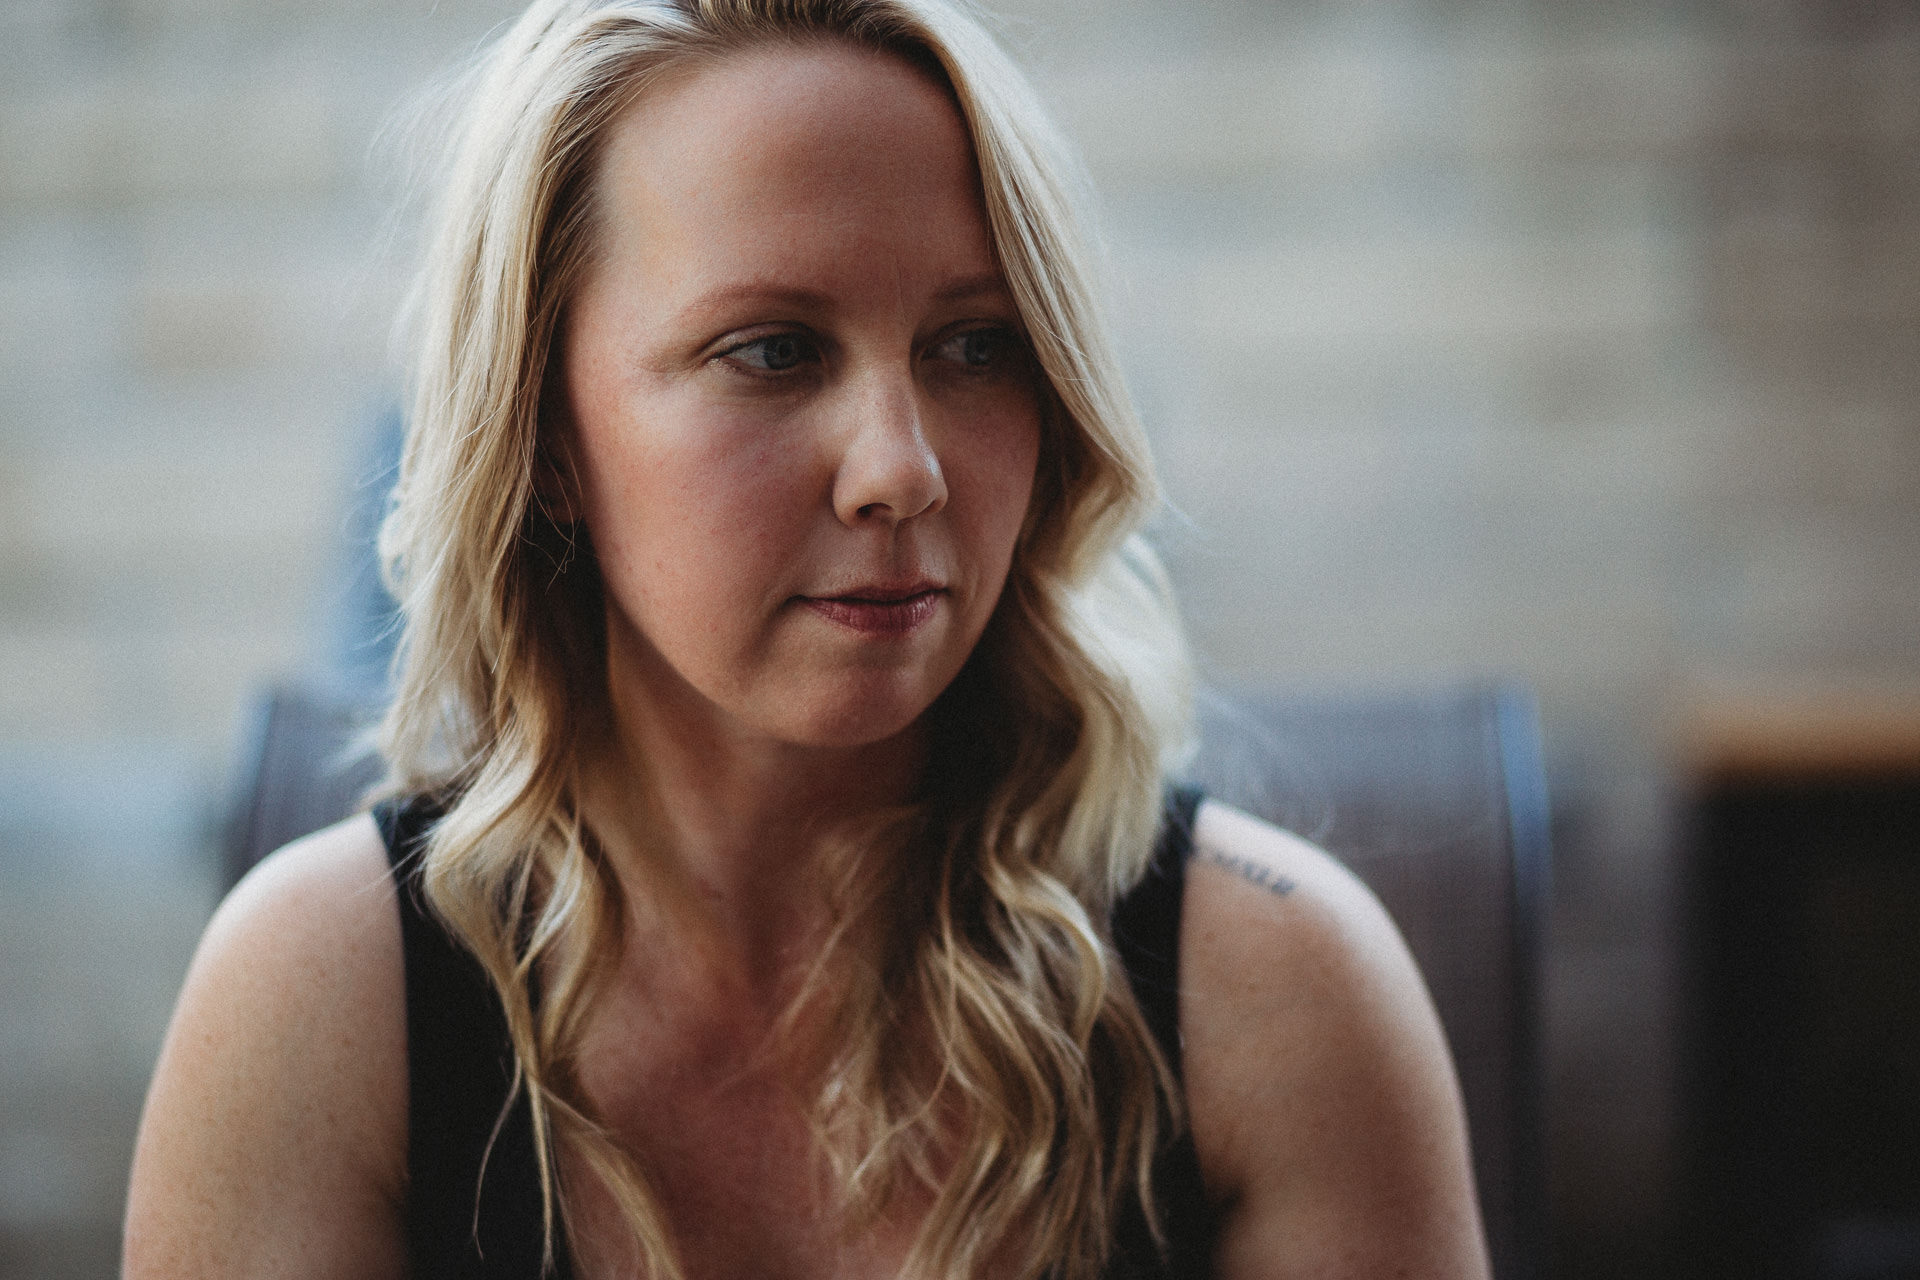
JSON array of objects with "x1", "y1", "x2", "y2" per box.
[
  {"x1": 934, "y1": 327, "x2": 1022, "y2": 370},
  {"x1": 727, "y1": 333, "x2": 815, "y2": 372}
]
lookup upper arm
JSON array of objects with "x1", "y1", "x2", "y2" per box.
[
  {"x1": 1180, "y1": 800, "x2": 1490, "y2": 1280},
  {"x1": 123, "y1": 813, "x2": 409, "y2": 1280}
]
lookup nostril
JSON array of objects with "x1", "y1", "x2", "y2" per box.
[{"x1": 829, "y1": 386, "x2": 948, "y2": 524}]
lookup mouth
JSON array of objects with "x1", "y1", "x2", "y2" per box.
[{"x1": 800, "y1": 583, "x2": 945, "y2": 636}]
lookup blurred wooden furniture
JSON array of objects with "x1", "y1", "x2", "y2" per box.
[
  {"x1": 226, "y1": 680, "x2": 1551, "y2": 1279},
  {"x1": 1677, "y1": 682, "x2": 1920, "y2": 1280}
]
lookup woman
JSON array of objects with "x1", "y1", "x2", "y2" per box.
[{"x1": 124, "y1": 1, "x2": 1489, "y2": 1276}]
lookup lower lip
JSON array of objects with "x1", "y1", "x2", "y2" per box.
[{"x1": 803, "y1": 590, "x2": 943, "y2": 636}]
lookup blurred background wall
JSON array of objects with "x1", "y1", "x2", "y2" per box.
[{"x1": 2, "y1": 0, "x2": 1916, "y2": 1275}]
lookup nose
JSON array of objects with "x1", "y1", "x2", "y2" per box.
[{"x1": 831, "y1": 374, "x2": 947, "y2": 527}]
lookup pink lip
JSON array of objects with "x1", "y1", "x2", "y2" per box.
[{"x1": 801, "y1": 584, "x2": 945, "y2": 636}]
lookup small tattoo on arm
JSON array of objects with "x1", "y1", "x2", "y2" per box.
[{"x1": 1197, "y1": 847, "x2": 1297, "y2": 897}]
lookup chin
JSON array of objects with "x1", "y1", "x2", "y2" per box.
[
  {"x1": 776, "y1": 706, "x2": 926, "y2": 753},
  {"x1": 763, "y1": 675, "x2": 944, "y2": 753}
]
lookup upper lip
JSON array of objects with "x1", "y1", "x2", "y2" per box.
[{"x1": 805, "y1": 579, "x2": 944, "y2": 603}]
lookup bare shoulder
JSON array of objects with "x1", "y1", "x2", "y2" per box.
[
  {"x1": 123, "y1": 813, "x2": 408, "y2": 1279},
  {"x1": 1179, "y1": 799, "x2": 1490, "y2": 1279}
]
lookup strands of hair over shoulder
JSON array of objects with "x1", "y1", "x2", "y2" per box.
[{"x1": 376, "y1": 1, "x2": 1195, "y2": 1276}]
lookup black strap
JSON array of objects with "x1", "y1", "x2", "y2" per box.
[
  {"x1": 1112, "y1": 784, "x2": 1203, "y2": 1083},
  {"x1": 1107, "y1": 783, "x2": 1216, "y2": 1278},
  {"x1": 376, "y1": 795, "x2": 569, "y2": 1279}
]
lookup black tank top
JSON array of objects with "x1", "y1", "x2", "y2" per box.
[{"x1": 376, "y1": 788, "x2": 1215, "y2": 1278}]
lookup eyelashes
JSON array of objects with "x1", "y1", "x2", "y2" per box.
[
  {"x1": 723, "y1": 332, "x2": 817, "y2": 372},
  {"x1": 928, "y1": 326, "x2": 1026, "y2": 371},
  {"x1": 714, "y1": 324, "x2": 1030, "y2": 381}
]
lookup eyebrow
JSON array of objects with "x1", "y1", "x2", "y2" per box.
[
  {"x1": 930, "y1": 272, "x2": 1016, "y2": 305},
  {"x1": 684, "y1": 283, "x2": 834, "y2": 317},
  {"x1": 677, "y1": 271, "x2": 1016, "y2": 325}
]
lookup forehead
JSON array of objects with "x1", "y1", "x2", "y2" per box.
[{"x1": 585, "y1": 39, "x2": 998, "y2": 301}]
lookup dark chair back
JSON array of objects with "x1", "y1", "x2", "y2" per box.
[
  {"x1": 223, "y1": 681, "x2": 387, "y2": 889},
  {"x1": 1187, "y1": 684, "x2": 1550, "y2": 1280}
]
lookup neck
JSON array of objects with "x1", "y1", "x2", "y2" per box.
[{"x1": 579, "y1": 661, "x2": 926, "y2": 1001}]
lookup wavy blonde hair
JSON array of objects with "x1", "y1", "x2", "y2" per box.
[{"x1": 378, "y1": 1, "x2": 1194, "y2": 1275}]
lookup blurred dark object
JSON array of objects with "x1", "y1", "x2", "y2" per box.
[
  {"x1": 1191, "y1": 684, "x2": 1551, "y2": 1280},
  {"x1": 223, "y1": 408, "x2": 402, "y2": 886},
  {"x1": 330, "y1": 407, "x2": 406, "y2": 690},
  {"x1": 222, "y1": 680, "x2": 386, "y2": 888},
  {"x1": 1679, "y1": 696, "x2": 1920, "y2": 1280}
]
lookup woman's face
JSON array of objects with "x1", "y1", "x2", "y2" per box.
[{"x1": 560, "y1": 40, "x2": 1042, "y2": 754}]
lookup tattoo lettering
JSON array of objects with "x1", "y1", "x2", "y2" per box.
[{"x1": 1197, "y1": 847, "x2": 1297, "y2": 897}]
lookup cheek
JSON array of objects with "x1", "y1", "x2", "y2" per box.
[
  {"x1": 576, "y1": 403, "x2": 805, "y2": 598},
  {"x1": 954, "y1": 406, "x2": 1043, "y2": 563},
  {"x1": 585, "y1": 374, "x2": 800, "y2": 501}
]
